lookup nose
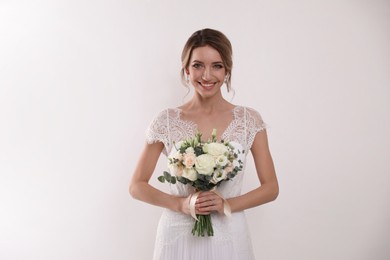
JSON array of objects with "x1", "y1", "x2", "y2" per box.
[{"x1": 201, "y1": 68, "x2": 210, "y2": 81}]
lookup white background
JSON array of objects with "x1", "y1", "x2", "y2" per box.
[{"x1": 1, "y1": 0, "x2": 389, "y2": 259}]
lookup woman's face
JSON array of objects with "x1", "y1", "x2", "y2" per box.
[{"x1": 186, "y1": 45, "x2": 226, "y2": 98}]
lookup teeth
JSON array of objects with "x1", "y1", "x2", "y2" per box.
[{"x1": 202, "y1": 83, "x2": 214, "y2": 87}]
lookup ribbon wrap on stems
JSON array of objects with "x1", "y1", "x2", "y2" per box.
[{"x1": 189, "y1": 187, "x2": 232, "y2": 221}]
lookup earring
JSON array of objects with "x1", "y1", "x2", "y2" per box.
[
  {"x1": 224, "y1": 74, "x2": 229, "y2": 84},
  {"x1": 186, "y1": 74, "x2": 190, "y2": 84}
]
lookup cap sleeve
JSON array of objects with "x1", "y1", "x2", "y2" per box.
[
  {"x1": 145, "y1": 109, "x2": 170, "y2": 155},
  {"x1": 245, "y1": 107, "x2": 267, "y2": 151}
]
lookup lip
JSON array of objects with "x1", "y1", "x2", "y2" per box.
[{"x1": 199, "y1": 81, "x2": 216, "y2": 90}]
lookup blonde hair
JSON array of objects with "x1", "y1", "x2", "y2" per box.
[{"x1": 180, "y1": 28, "x2": 233, "y2": 92}]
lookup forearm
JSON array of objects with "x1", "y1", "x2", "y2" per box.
[
  {"x1": 227, "y1": 182, "x2": 279, "y2": 213},
  {"x1": 130, "y1": 181, "x2": 184, "y2": 212}
]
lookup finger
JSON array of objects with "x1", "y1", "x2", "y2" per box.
[
  {"x1": 196, "y1": 199, "x2": 221, "y2": 213},
  {"x1": 198, "y1": 204, "x2": 218, "y2": 214},
  {"x1": 196, "y1": 194, "x2": 219, "y2": 204},
  {"x1": 196, "y1": 198, "x2": 215, "y2": 208},
  {"x1": 196, "y1": 210, "x2": 211, "y2": 215},
  {"x1": 196, "y1": 205, "x2": 213, "y2": 214}
]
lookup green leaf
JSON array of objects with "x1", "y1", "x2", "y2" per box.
[
  {"x1": 194, "y1": 146, "x2": 203, "y2": 156},
  {"x1": 163, "y1": 171, "x2": 172, "y2": 180},
  {"x1": 170, "y1": 176, "x2": 177, "y2": 184},
  {"x1": 157, "y1": 176, "x2": 165, "y2": 183},
  {"x1": 177, "y1": 177, "x2": 189, "y2": 184}
]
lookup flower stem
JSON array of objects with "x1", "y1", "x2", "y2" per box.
[{"x1": 192, "y1": 214, "x2": 214, "y2": 237}]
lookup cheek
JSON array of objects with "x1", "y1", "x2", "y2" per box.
[
  {"x1": 189, "y1": 69, "x2": 202, "y2": 79},
  {"x1": 216, "y1": 71, "x2": 226, "y2": 80}
]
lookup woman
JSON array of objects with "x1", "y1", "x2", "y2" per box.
[{"x1": 130, "y1": 28, "x2": 279, "y2": 260}]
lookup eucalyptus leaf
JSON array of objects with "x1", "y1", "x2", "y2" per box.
[
  {"x1": 157, "y1": 176, "x2": 165, "y2": 183},
  {"x1": 163, "y1": 171, "x2": 172, "y2": 179}
]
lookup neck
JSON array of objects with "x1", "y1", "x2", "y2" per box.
[{"x1": 186, "y1": 92, "x2": 231, "y2": 114}]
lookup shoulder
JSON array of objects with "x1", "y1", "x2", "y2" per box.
[
  {"x1": 234, "y1": 106, "x2": 267, "y2": 150},
  {"x1": 236, "y1": 105, "x2": 267, "y2": 131},
  {"x1": 235, "y1": 105, "x2": 264, "y2": 119}
]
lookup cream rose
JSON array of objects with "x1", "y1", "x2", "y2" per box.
[
  {"x1": 195, "y1": 154, "x2": 215, "y2": 175},
  {"x1": 168, "y1": 164, "x2": 183, "y2": 177},
  {"x1": 169, "y1": 150, "x2": 183, "y2": 162},
  {"x1": 203, "y1": 143, "x2": 228, "y2": 157},
  {"x1": 183, "y1": 153, "x2": 196, "y2": 168},
  {"x1": 223, "y1": 162, "x2": 234, "y2": 174},
  {"x1": 182, "y1": 167, "x2": 197, "y2": 181}
]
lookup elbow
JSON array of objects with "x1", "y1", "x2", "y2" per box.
[
  {"x1": 270, "y1": 183, "x2": 279, "y2": 201},
  {"x1": 272, "y1": 185, "x2": 279, "y2": 200},
  {"x1": 271, "y1": 189, "x2": 279, "y2": 202},
  {"x1": 129, "y1": 182, "x2": 139, "y2": 200},
  {"x1": 129, "y1": 179, "x2": 149, "y2": 201}
]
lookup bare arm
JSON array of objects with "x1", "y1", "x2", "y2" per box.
[
  {"x1": 226, "y1": 130, "x2": 279, "y2": 212},
  {"x1": 129, "y1": 142, "x2": 187, "y2": 213}
]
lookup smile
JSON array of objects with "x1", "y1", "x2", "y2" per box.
[{"x1": 199, "y1": 82, "x2": 216, "y2": 89}]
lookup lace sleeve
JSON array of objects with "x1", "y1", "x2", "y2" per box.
[
  {"x1": 245, "y1": 107, "x2": 267, "y2": 151},
  {"x1": 145, "y1": 109, "x2": 170, "y2": 155}
]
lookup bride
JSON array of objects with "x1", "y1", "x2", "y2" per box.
[{"x1": 129, "y1": 28, "x2": 279, "y2": 260}]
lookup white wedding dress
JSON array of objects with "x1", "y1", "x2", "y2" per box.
[{"x1": 146, "y1": 106, "x2": 266, "y2": 260}]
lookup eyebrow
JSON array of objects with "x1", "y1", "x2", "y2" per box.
[{"x1": 192, "y1": 60, "x2": 224, "y2": 64}]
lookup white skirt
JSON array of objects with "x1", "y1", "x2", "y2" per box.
[{"x1": 153, "y1": 209, "x2": 255, "y2": 260}]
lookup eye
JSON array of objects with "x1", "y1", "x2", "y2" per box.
[
  {"x1": 213, "y1": 64, "x2": 224, "y2": 69},
  {"x1": 192, "y1": 63, "x2": 203, "y2": 69}
]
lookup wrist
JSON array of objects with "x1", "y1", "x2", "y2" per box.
[
  {"x1": 225, "y1": 198, "x2": 234, "y2": 213},
  {"x1": 176, "y1": 196, "x2": 186, "y2": 213}
]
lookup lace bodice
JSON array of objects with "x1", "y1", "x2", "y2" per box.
[
  {"x1": 145, "y1": 106, "x2": 266, "y2": 199},
  {"x1": 146, "y1": 106, "x2": 266, "y2": 156}
]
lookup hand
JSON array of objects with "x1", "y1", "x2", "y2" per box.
[{"x1": 195, "y1": 191, "x2": 223, "y2": 215}]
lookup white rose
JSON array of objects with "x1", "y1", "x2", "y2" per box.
[
  {"x1": 185, "y1": 147, "x2": 195, "y2": 154},
  {"x1": 182, "y1": 167, "x2": 197, "y2": 181},
  {"x1": 216, "y1": 155, "x2": 228, "y2": 167},
  {"x1": 168, "y1": 164, "x2": 183, "y2": 177},
  {"x1": 203, "y1": 143, "x2": 228, "y2": 157},
  {"x1": 195, "y1": 154, "x2": 215, "y2": 175},
  {"x1": 183, "y1": 153, "x2": 196, "y2": 168},
  {"x1": 211, "y1": 169, "x2": 227, "y2": 184}
]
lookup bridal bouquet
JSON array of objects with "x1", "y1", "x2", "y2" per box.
[{"x1": 158, "y1": 129, "x2": 243, "y2": 236}]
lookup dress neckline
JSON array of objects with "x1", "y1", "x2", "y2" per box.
[{"x1": 173, "y1": 106, "x2": 241, "y2": 141}]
